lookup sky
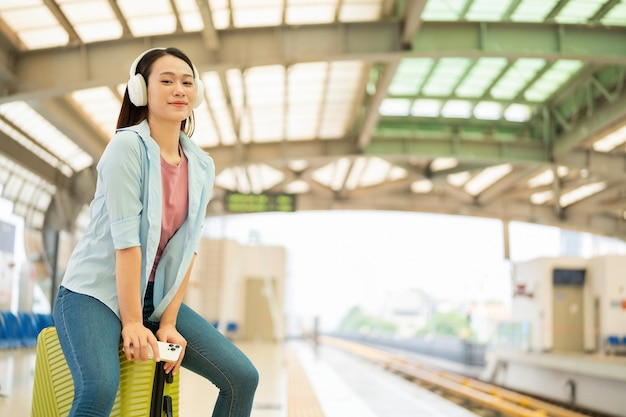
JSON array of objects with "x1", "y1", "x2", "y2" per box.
[{"x1": 202, "y1": 210, "x2": 626, "y2": 331}]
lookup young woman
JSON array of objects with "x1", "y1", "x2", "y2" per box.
[{"x1": 53, "y1": 47, "x2": 258, "y2": 416}]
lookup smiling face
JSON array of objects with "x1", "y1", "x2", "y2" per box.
[{"x1": 146, "y1": 54, "x2": 197, "y2": 125}]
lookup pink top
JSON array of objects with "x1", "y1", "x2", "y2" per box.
[{"x1": 149, "y1": 146, "x2": 189, "y2": 282}]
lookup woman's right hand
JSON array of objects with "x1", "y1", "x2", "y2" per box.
[{"x1": 121, "y1": 321, "x2": 160, "y2": 362}]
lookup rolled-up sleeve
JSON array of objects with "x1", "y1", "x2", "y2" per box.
[{"x1": 97, "y1": 132, "x2": 144, "y2": 250}]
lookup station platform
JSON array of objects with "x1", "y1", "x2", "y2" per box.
[{"x1": 0, "y1": 338, "x2": 481, "y2": 417}]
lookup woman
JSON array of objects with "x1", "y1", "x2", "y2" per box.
[{"x1": 53, "y1": 47, "x2": 258, "y2": 416}]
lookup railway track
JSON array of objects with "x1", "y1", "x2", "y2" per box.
[{"x1": 320, "y1": 336, "x2": 612, "y2": 417}]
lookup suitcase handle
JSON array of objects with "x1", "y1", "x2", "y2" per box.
[{"x1": 163, "y1": 395, "x2": 173, "y2": 417}]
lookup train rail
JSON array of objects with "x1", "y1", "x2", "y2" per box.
[{"x1": 319, "y1": 336, "x2": 611, "y2": 417}]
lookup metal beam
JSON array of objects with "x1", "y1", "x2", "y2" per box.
[
  {"x1": 26, "y1": 97, "x2": 107, "y2": 160},
  {"x1": 401, "y1": 0, "x2": 427, "y2": 45},
  {"x1": 0, "y1": 131, "x2": 68, "y2": 188},
  {"x1": 553, "y1": 88, "x2": 626, "y2": 156},
  {"x1": 5, "y1": 22, "x2": 626, "y2": 103}
]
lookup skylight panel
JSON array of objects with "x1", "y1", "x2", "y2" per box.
[
  {"x1": 464, "y1": 164, "x2": 513, "y2": 196},
  {"x1": 510, "y1": 0, "x2": 558, "y2": 22},
  {"x1": 174, "y1": 0, "x2": 204, "y2": 31},
  {"x1": 465, "y1": 0, "x2": 512, "y2": 21},
  {"x1": 490, "y1": 58, "x2": 546, "y2": 100},
  {"x1": 411, "y1": 99, "x2": 442, "y2": 117},
  {"x1": 320, "y1": 61, "x2": 363, "y2": 139},
  {"x1": 555, "y1": 0, "x2": 605, "y2": 24},
  {"x1": 243, "y1": 65, "x2": 285, "y2": 142},
  {"x1": 592, "y1": 124, "x2": 626, "y2": 152},
  {"x1": 202, "y1": 71, "x2": 237, "y2": 145},
  {"x1": 118, "y1": 0, "x2": 176, "y2": 36},
  {"x1": 455, "y1": 58, "x2": 508, "y2": 98},
  {"x1": 247, "y1": 163, "x2": 284, "y2": 194},
  {"x1": 192, "y1": 102, "x2": 220, "y2": 148},
  {"x1": 601, "y1": 2, "x2": 626, "y2": 26},
  {"x1": 527, "y1": 167, "x2": 569, "y2": 188},
  {"x1": 411, "y1": 179, "x2": 434, "y2": 193},
  {"x1": 422, "y1": 58, "x2": 471, "y2": 96},
  {"x1": 388, "y1": 58, "x2": 434, "y2": 96},
  {"x1": 447, "y1": 171, "x2": 471, "y2": 187},
  {"x1": 286, "y1": 2, "x2": 335, "y2": 24},
  {"x1": 287, "y1": 62, "x2": 326, "y2": 140},
  {"x1": 530, "y1": 190, "x2": 553, "y2": 204},
  {"x1": 431, "y1": 157, "x2": 458, "y2": 172},
  {"x1": 560, "y1": 181, "x2": 606, "y2": 207},
  {"x1": 231, "y1": 0, "x2": 282, "y2": 27},
  {"x1": 524, "y1": 60, "x2": 583, "y2": 102},
  {"x1": 422, "y1": 0, "x2": 469, "y2": 21},
  {"x1": 209, "y1": 0, "x2": 230, "y2": 29},
  {"x1": 57, "y1": 0, "x2": 122, "y2": 43},
  {"x1": 504, "y1": 103, "x2": 532, "y2": 122},
  {"x1": 0, "y1": 2, "x2": 68, "y2": 49},
  {"x1": 441, "y1": 100, "x2": 472, "y2": 118},
  {"x1": 473, "y1": 101, "x2": 502, "y2": 120},
  {"x1": 339, "y1": 0, "x2": 382, "y2": 22},
  {"x1": 70, "y1": 87, "x2": 121, "y2": 138},
  {"x1": 380, "y1": 99, "x2": 411, "y2": 116},
  {"x1": 0, "y1": 102, "x2": 93, "y2": 173},
  {"x1": 312, "y1": 158, "x2": 351, "y2": 191}
]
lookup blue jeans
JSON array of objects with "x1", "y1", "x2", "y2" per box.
[{"x1": 53, "y1": 285, "x2": 258, "y2": 417}]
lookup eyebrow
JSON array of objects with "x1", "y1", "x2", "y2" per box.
[{"x1": 159, "y1": 71, "x2": 193, "y2": 78}]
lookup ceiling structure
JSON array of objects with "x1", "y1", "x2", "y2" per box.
[{"x1": 0, "y1": 0, "x2": 626, "y2": 256}]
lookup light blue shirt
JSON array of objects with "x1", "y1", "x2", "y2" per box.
[{"x1": 61, "y1": 120, "x2": 215, "y2": 321}]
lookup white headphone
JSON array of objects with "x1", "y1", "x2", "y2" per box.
[{"x1": 127, "y1": 47, "x2": 205, "y2": 108}]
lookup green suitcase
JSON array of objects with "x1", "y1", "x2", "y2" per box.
[{"x1": 31, "y1": 326, "x2": 180, "y2": 417}]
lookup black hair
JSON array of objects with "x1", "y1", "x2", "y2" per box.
[{"x1": 116, "y1": 47, "x2": 196, "y2": 136}]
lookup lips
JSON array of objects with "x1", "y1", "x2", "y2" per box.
[{"x1": 169, "y1": 101, "x2": 188, "y2": 106}]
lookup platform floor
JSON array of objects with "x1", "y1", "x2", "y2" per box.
[{"x1": 0, "y1": 338, "x2": 480, "y2": 417}]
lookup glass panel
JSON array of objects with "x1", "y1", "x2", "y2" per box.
[
  {"x1": 339, "y1": 2, "x2": 382, "y2": 22},
  {"x1": 422, "y1": 58, "x2": 471, "y2": 96},
  {"x1": 70, "y1": 87, "x2": 121, "y2": 138},
  {"x1": 464, "y1": 164, "x2": 513, "y2": 196},
  {"x1": 320, "y1": 61, "x2": 363, "y2": 139},
  {"x1": 422, "y1": 0, "x2": 469, "y2": 21},
  {"x1": 504, "y1": 103, "x2": 532, "y2": 122},
  {"x1": 490, "y1": 58, "x2": 546, "y2": 99},
  {"x1": 388, "y1": 58, "x2": 434, "y2": 96},
  {"x1": 555, "y1": 0, "x2": 605, "y2": 24},
  {"x1": 174, "y1": 0, "x2": 204, "y2": 31},
  {"x1": 510, "y1": 0, "x2": 559, "y2": 22},
  {"x1": 455, "y1": 58, "x2": 508, "y2": 98},
  {"x1": 524, "y1": 59, "x2": 583, "y2": 102},
  {"x1": 441, "y1": 100, "x2": 472, "y2": 118},
  {"x1": 379, "y1": 98, "x2": 411, "y2": 116},
  {"x1": 474, "y1": 101, "x2": 502, "y2": 120},
  {"x1": 466, "y1": 0, "x2": 513, "y2": 21},
  {"x1": 411, "y1": 99, "x2": 442, "y2": 117},
  {"x1": 601, "y1": 2, "x2": 626, "y2": 26},
  {"x1": 202, "y1": 71, "x2": 237, "y2": 145}
]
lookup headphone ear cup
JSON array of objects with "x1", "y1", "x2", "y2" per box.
[
  {"x1": 128, "y1": 73, "x2": 148, "y2": 107},
  {"x1": 194, "y1": 79, "x2": 205, "y2": 108}
]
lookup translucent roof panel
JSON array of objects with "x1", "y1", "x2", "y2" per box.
[
  {"x1": 601, "y1": 2, "x2": 626, "y2": 26},
  {"x1": 193, "y1": 102, "x2": 221, "y2": 148},
  {"x1": 215, "y1": 163, "x2": 285, "y2": 193},
  {"x1": 441, "y1": 100, "x2": 472, "y2": 118},
  {"x1": 0, "y1": 102, "x2": 93, "y2": 174},
  {"x1": 473, "y1": 101, "x2": 503, "y2": 120},
  {"x1": 57, "y1": 0, "x2": 123, "y2": 43},
  {"x1": 70, "y1": 87, "x2": 121, "y2": 138},
  {"x1": 0, "y1": 1, "x2": 68, "y2": 49},
  {"x1": 455, "y1": 58, "x2": 508, "y2": 98},
  {"x1": 554, "y1": 0, "x2": 605, "y2": 24},
  {"x1": 411, "y1": 99, "x2": 442, "y2": 117},
  {"x1": 560, "y1": 181, "x2": 606, "y2": 207},
  {"x1": 286, "y1": 62, "x2": 327, "y2": 141},
  {"x1": 504, "y1": 103, "x2": 533, "y2": 122},
  {"x1": 0, "y1": 153, "x2": 54, "y2": 229},
  {"x1": 524, "y1": 60, "x2": 583, "y2": 102},
  {"x1": 490, "y1": 58, "x2": 546, "y2": 100},
  {"x1": 319, "y1": 61, "x2": 364, "y2": 139},
  {"x1": 422, "y1": 58, "x2": 471, "y2": 96},
  {"x1": 173, "y1": 0, "x2": 204, "y2": 31},
  {"x1": 510, "y1": 0, "x2": 558, "y2": 22},
  {"x1": 464, "y1": 164, "x2": 513, "y2": 196},
  {"x1": 465, "y1": 0, "x2": 513, "y2": 21},
  {"x1": 388, "y1": 58, "x2": 435, "y2": 96},
  {"x1": 592, "y1": 124, "x2": 626, "y2": 152},
  {"x1": 421, "y1": 0, "x2": 469, "y2": 21},
  {"x1": 211, "y1": 0, "x2": 385, "y2": 28},
  {"x1": 380, "y1": 98, "x2": 411, "y2": 116},
  {"x1": 117, "y1": 0, "x2": 177, "y2": 37},
  {"x1": 344, "y1": 156, "x2": 407, "y2": 190},
  {"x1": 201, "y1": 71, "x2": 237, "y2": 145},
  {"x1": 240, "y1": 65, "x2": 285, "y2": 142}
]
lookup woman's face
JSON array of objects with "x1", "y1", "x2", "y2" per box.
[{"x1": 146, "y1": 54, "x2": 197, "y2": 124}]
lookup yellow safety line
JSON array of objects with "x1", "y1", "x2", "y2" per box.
[{"x1": 287, "y1": 349, "x2": 326, "y2": 417}]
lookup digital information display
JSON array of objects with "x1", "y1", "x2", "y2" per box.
[{"x1": 224, "y1": 192, "x2": 296, "y2": 213}]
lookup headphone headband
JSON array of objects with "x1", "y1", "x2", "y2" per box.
[{"x1": 127, "y1": 47, "x2": 204, "y2": 108}]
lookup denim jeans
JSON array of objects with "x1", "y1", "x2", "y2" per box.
[{"x1": 53, "y1": 285, "x2": 258, "y2": 417}]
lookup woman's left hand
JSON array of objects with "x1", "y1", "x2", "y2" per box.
[{"x1": 156, "y1": 325, "x2": 186, "y2": 376}]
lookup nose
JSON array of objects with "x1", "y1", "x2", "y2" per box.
[{"x1": 173, "y1": 81, "x2": 186, "y2": 96}]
